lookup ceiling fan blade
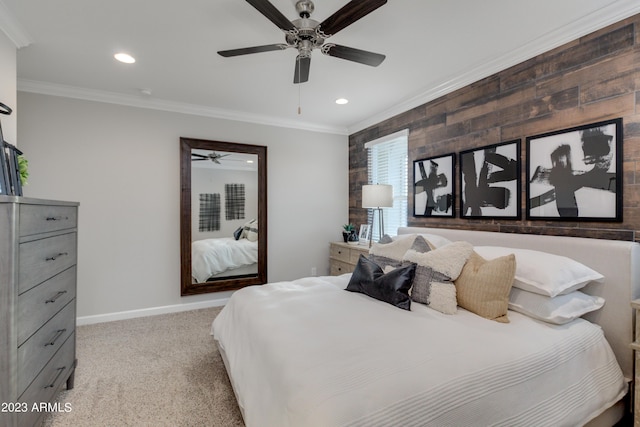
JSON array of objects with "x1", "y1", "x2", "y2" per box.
[
  {"x1": 245, "y1": 0, "x2": 296, "y2": 32},
  {"x1": 218, "y1": 44, "x2": 287, "y2": 57},
  {"x1": 322, "y1": 44, "x2": 385, "y2": 66},
  {"x1": 293, "y1": 56, "x2": 311, "y2": 84},
  {"x1": 319, "y1": 0, "x2": 387, "y2": 37}
]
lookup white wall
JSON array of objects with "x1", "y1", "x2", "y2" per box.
[
  {"x1": 191, "y1": 167, "x2": 257, "y2": 241},
  {"x1": 0, "y1": 31, "x2": 16, "y2": 146},
  {"x1": 16, "y1": 92, "x2": 348, "y2": 320}
]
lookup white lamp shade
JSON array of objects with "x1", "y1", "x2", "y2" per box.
[{"x1": 362, "y1": 184, "x2": 393, "y2": 208}]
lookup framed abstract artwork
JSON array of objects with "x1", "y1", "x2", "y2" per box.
[
  {"x1": 460, "y1": 139, "x2": 521, "y2": 219},
  {"x1": 413, "y1": 153, "x2": 455, "y2": 217},
  {"x1": 526, "y1": 118, "x2": 622, "y2": 221}
]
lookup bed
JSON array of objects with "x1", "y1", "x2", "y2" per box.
[
  {"x1": 212, "y1": 227, "x2": 640, "y2": 426},
  {"x1": 191, "y1": 237, "x2": 258, "y2": 282}
]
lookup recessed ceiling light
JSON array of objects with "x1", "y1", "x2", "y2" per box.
[
  {"x1": 335, "y1": 98, "x2": 349, "y2": 105},
  {"x1": 114, "y1": 53, "x2": 135, "y2": 64}
]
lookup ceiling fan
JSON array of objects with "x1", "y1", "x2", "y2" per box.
[
  {"x1": 218, "y1": 0, "x2": 387, "y2": 84},
  {"x1": 191, "y1": 152, "x2": 232, "y2": 164}
]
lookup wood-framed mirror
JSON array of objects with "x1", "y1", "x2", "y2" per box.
[{"x1": 180, "y1": 137, "x2": 267, "y2": 296}]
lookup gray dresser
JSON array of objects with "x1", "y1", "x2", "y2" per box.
[{"x1": 0, "y1": 197, "x2": 78, "y2": 427}]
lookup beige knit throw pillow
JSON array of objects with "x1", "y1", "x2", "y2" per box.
[{"x1": 455, "y1": 251, "x2": 516, "y2": 323}]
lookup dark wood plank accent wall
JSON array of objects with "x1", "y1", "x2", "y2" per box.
[{"x1": 349, "y1": 14, "x2": 640, "y2": 241}]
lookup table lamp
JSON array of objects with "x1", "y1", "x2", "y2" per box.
[{"x1": 362, "y1": 184, "x2": 393, "y2": 246}]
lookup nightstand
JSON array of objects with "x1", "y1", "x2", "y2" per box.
[
  {"x1": 329, "y1": 241, "x2": 369, "y2": 275},
  {"x1": 631, "y1": 299, "x2": 640, "y2": 425}
]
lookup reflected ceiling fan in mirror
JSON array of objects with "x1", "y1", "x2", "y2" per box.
[
  {"x1": 191, "y1": 151, "x2": 231, "y2": 164},
  {"x1": 218, "y1": 0, "x2": 387, "y2": 83}
]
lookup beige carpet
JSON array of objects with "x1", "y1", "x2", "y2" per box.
[{"x1": 42, "y1": 307, "x2": 244, "y2": 427}]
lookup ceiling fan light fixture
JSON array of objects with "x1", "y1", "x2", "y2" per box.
[
  {"x1": 218, "y1": 0, "x2": 387, "y2": 84},
  {"x1": 114, "y1": 53, "x2": 136, "y2": 64},
  {"x1": 335, "y1": 98, "x2": 349, "y2": 105}
]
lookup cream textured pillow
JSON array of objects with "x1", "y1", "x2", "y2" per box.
[
  {"x1": 403, "y1": 241, "x2": 473, "y2": 314},
  {"x1": 369, "y1": 234, "x2": 429, "y2": 269},
  {"x1": 244, "y1": 219, "x2": 258, "y2": 242},
  {"x1": 455, "y1": 251, "x2": 516, "y2": 323}
]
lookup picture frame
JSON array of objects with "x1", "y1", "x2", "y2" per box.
[
  {"x1": 526, "y1": 118, "x2": 622, "y2": 221},
  {"x1": 358, "y1": 224, "x2": 371, "y2": 245},
  {"x1": 460, "y1": 139, "x2": 521, "y2": 219},
  {"x1": 4, "y1": 142, "x2": 22, "y2": 196},
  {"x1": 413, "y1": 153, "x2": 455, "y2": 217}
]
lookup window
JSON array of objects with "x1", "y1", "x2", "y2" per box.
[{"x1": 366, "y1": 129, "x2": 409, "y2": 240}]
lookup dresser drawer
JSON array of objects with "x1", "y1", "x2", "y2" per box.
[
  {"x1": 18, "y1": 232, "x2": 77, "y2": 294},
  {"x1": 18, "y1": 332, "x2": 75, "y2": 427},
  {"x1": 19, "y1": 204, "x2": 77, "y2": 237},
  {"x1": 18, "y1": 301, "x2": 75, "y2": 396},
  {"x1": 330, "y1": 244, "x2": 351, "y2": 262},
  {"x1": 18, "y1": 266, "x2": 77, "y2": 346},
  {"x1": 349, "y1": 249, "x2": 366, "y2": 265},
  {"x1": 330, "y1": 260, "x2": 354, "y2": 275}
]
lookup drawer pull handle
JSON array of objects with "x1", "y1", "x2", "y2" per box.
[
  {"x1": 46, "y1": 216, "x2": 67, "y2": 221},
  {"x1": 45, "y1": 329, "x2": 67, "y2": 347},
  {"x1": 44, "y1": 367, "x2": 66, "y2": 389},
  {"x1": 46, "y1": 291, "x2": 68, "y2": 304},
  {"x1": 46, "y1": 252, "x2": 69, "y2": 261}
]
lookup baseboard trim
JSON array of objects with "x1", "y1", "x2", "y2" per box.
[{"x1": 76, "y1": 298, "x2": 229, "y2": 326}]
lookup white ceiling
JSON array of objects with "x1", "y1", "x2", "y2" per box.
[{"x1": 2, "y1": 0, "x2": 639, "y2": 135}]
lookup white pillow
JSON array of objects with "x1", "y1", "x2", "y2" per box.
[
  {"x1": 418, "y1": 233, "x2": 453, "y2": 249},
  {"x1": 508, "y1": 288, "x2": 604, "y2": 325},
  {"x1": 392, "y1": 233, "x2": 452, "y2": 248},
  {"x1": 474, "y1": 246, "x2": 604, "y2": 297}
]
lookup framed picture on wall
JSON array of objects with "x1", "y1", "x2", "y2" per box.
[
  {"x1": 460, "y1": 139, "x2": 521, "y2": 219},
  {"x1": 413, "y1": 153, "x2": 455, "y2": 217},
  {"x1": 526, "y1": 118, "x2": 622, "y2": 221}
]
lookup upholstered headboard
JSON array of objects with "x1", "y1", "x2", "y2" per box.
[{"x1": 398, "y1": 227, "x2": 640, "y2": 380}]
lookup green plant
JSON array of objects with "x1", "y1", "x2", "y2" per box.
[
  {"x1": 343, "y1": 223, "x2": 355, "y2": 232},
  {"x1": 17, "y1": 155, "x2": 28, "y2": 186}
]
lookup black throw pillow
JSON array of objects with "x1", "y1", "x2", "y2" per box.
[
  {"x1": 346, "y1": 255, "x2": 416, "y2": 310},
  {"x1": 233, "y1": 226, "x2": 243, "y2": 240}
]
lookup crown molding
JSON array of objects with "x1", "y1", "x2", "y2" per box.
[
  {"x1": 17, "y1": 79, "x2": 349, "y2": 136},
  {"x1": 347, "y1": 0, "x2": 640, "y2": 135},
  {"x1": 0, "y1": 1, "x2": 31, "y2": 48}
]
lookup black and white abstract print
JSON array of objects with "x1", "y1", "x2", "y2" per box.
[
  {"x1": 527, "y1": 119, "x2": 622, "y2": 221},
  {"x1": 414, "y1": 153, "x2": 455, "y2": 217},
  {"x1": 460, "y1": 140, "x2": 521, "y2": 219}
]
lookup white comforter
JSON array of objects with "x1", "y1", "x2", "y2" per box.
[
  {"x1": 192, "y1": 237, "x2": 258, "y2": 282},
  {"x1": 212, "y1": 275, "x2": 626, "y2": 427}
]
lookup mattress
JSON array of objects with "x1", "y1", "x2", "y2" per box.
[{"x1": 211, "y1": 274, "x2": 626, "y2": 427}]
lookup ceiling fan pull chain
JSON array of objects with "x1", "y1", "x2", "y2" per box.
[{"x1": 298, "y1": 60, "x2": 302, "y2": 115}]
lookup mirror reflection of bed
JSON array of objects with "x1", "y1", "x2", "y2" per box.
[{"x1": 190, "y1": 149, "x2": 259, "y2": 283}]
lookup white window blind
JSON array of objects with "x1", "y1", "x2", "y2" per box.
[{"x1": 366, "y1": 130, "x2": 408, "y2": 240}]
